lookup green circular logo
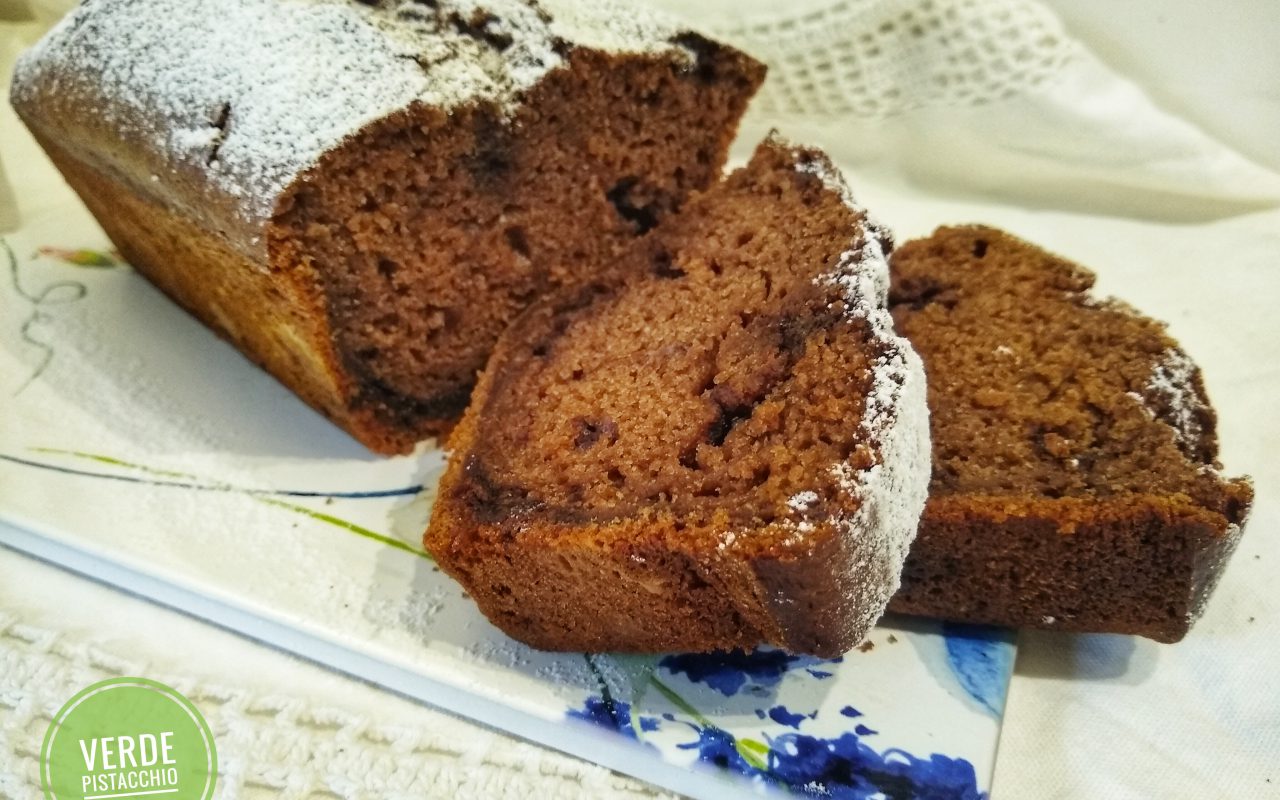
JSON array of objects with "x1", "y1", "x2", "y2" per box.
[{"x1": 41, "y1": 678, "x2": 216, "y2": 800}]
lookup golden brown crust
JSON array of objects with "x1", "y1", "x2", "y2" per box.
[
  {"x1": 31, "y1": 132, "x2": 425, "y2": 450},
  {"x1": 428, "y1": 492, "x2": 886, "y2": 656}
]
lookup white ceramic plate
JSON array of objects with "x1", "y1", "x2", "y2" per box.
[{"x1": 0, "y1": 190, "x2": 1012, "y2": 799}]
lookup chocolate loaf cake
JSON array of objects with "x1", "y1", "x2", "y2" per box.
[
  {"x1": 887, "y1": 226, "x2": 1253, "y2": 641},
  {"x1": 10, "y1": 0, "x2": 763, "y2": 453},
  {"x1": 424, "y1": 137, "x2": 930, "y2": 657}
]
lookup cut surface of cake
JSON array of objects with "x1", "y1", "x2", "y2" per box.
[
  {"x1": 9, "y1": 0, "x2": 764, "y2": 453},
  {"x1": 887, "y1": 225, "x2": 1252, "y2": 641},
  {"x1": 424, "y1": 137, "x2": 930, "y2": 657}
]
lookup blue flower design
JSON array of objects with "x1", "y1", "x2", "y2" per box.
[
  {"x1": 942, "y1": 623, "x2": 1015, "y2": 717},
  {"x1": 766, "y1": 733, "x2": 985, "y2": 799},
  {"x1": 574, "y1": 647, "x2": 989, "y2": 799},
  {"x1": 766, "y1": 705, "x2": 810, "y2": 729},
  {"x1": 659, "y1": 649, "x2": 800, "y2": 696},
  {"x1": 659, "y1": 648, "x2": 842, "y2": 697},
  {"x1": 670, "y1": 721, "x2": 988, "y2": 793},
  {"x1": 679, "y1": 726, "x2": 985, "y2": 799},
  {"x1": 567, "y1": 697, "x2": 660, "y2": 740},
  {"x1": 677, "y1": 725, "x2": 756, "y2": 772}
]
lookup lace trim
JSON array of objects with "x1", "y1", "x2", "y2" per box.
[
  {"x1": 691, "y1": 0, "x2": 1079, "y2": 118},
  {"x1": 0, "y1": 612, "x2": 668, "y2": 799}
]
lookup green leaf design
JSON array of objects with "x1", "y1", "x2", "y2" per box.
[
  {"x1": 36, "y1": 247, "x2": 121, "y2": 268},
  {"x1": 648, "y1": 675, "x2": 772, "y2": 770},
  {"x1": 736, "y1": 737, "x2": 771, "y2": 770},
  {"x1": 585, "y1": 653, "x2": 660, "y2": 742},
  {"x1": 649, "y1": 675, "x2": 714, "y2": 727},
  {"x1": 29, "y1": 447, "x2": 432, "y2": 560},
  {"x1": 610, "y1": 653, "x2": 660, "y2": 704},
  {"x1": 32, "y1": 447, "x2": 191, "y2": 479},
  {"x1": 258, "y1": 497, "x2": 430, "y2": 559}
]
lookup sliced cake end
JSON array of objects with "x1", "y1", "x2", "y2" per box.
[
  {"x1": 425, "y1": 136, "x2": 929, "y2": 656},
  {"x1": 887, "y1": 225, "x2": 1252, "y2": 641}
]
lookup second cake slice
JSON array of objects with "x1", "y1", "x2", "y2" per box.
[{"x1": 425, "y1": 137, "x2": 929, "y2": 656}]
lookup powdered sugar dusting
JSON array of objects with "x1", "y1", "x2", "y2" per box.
[
  {"x1": 825, "y1": 343, "x2": 930, "y2": 640},
  {"x1": 1144, "y1": 348, "x2": 1207, "y2": 452},
  {"x1": 767, "y1": 133, "x2": 893, "y2": 314},
  {"x1": 539, "y1": 0, "x2": 688, "y2": 54},
  {"x1": 1124, "y1": 346, "x2": 1212, "y2": 460},
  {"x1": 13, "y1": 0, "x2": 688, "y2": 224},
  {"x1": 788, "y1": 491, "x2": 819, "y2": 511},
  {"x1": 770, "y1": 136, "x2": 932, "y2": 645}
]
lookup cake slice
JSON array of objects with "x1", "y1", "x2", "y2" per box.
[
  {"x1": 887, "y1": 226, "x2": 1252, "y2": 641},
  {"x1": 424, "y1": 137, "x2": 929, "y2": 656},
  {"x1": 10, "y1": 0, "x2": 764, "y2": 453}
]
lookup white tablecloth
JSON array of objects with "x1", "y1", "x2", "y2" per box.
[{"x1": 3, "y1": 1, "x2": 1278, "y2": 797}]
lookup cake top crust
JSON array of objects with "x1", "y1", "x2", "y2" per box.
[{"x1": 12, "y1": 0, "x2": 696, "y2": 224}]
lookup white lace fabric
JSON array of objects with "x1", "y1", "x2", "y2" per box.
[
  {"x1": 649, "y1": 0, "x2": 1280, "y2": 219},
  {"x1": 712, "y1": 0, "x2": 1078, "y2": 118},
  {"x1": 0, "y1": 609, "x2": 669, "y2": 800}
]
